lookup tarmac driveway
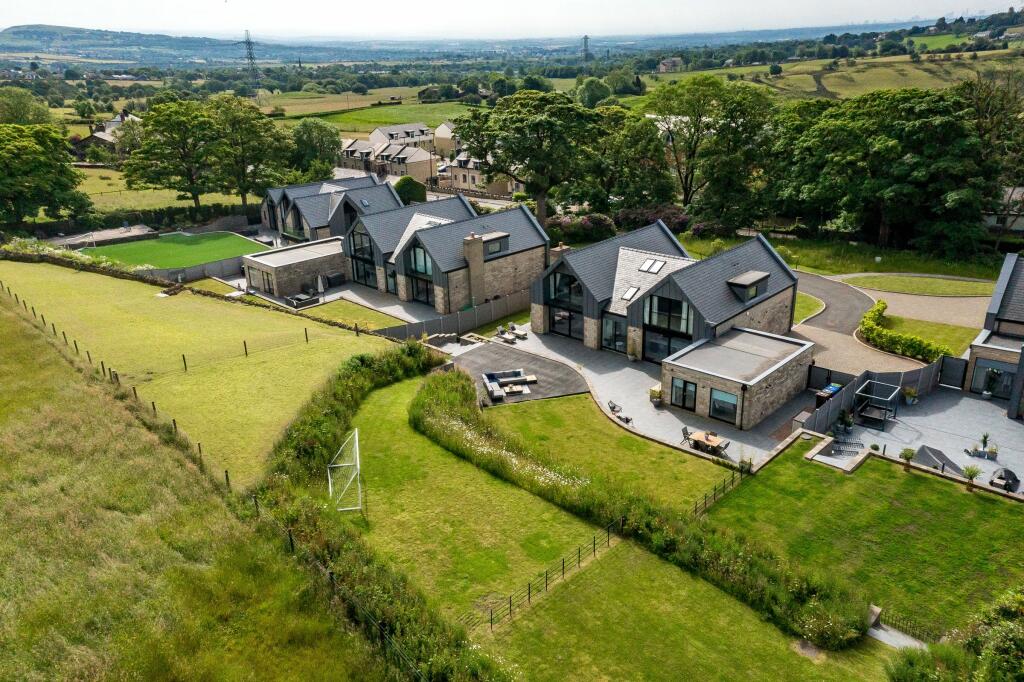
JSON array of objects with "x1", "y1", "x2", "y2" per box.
[{"x1": 796, "y1": 272, "x2": 873, "y2": 334}]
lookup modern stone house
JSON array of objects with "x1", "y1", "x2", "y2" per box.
[
  {"x1": 260, "y1": 177, "x2": 402, "y2": 243},
  {"x1": 337, "y1": 139, "x2": 436, "y2": 184},
  {"x1": 434, "y1": 121, "x2": 458, "y2": 158},
  {"x1": 530, "y1": 228, "x2": 808, "y2": 429},
  {"x1": 967, "y1": 253, "x2": 1024, "y2": 418},
  {"x1": 368, "y1": 122, "x2": 434, "y2": 150},
  {"x1": 438, "y1": 152, "x2": 525, "y2": 197},
  {"x1": 242, "y1": 238, "x2": 347, "y2": 299}
]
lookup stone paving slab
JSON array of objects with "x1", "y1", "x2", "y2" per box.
[{"x1": 454, "y1": 342, "x2": 589, "y2": 405}]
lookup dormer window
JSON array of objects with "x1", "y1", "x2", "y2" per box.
[
  {"x1": 621, "y1": 286, "x2": 639, "y2": 300},
  {"x1": 639, "y1": 259, "x2": 666, "y2": 274},
  {"x1": 487, "y1": 240, "x2": 502, "y2": 255},
  {"x1": 727, "y1": 270, "x2": 770, "y2": 302}
]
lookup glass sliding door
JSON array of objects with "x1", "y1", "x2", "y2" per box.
[
  {"x1": 550, "y1": 307, "x2": 583, "y2": 340},
  {"x1": 671, "y1": 378, "x2": 697, "y2": 411},
  {"x1": 970, "y1": 358, "x2": 1017, "y2": 399},
  {"x1": 410, "y1": 276, "x2": 434, "y2": 306},
  {"x1": 351, "y1": 258, "x2": 377, "y2": 288},
  {"x1": 642, "y1": 295, "x2": 693, "y2": 363},
  {"x1": 709, "y1": 388, "x2": 739, "y2": 424},
  {"x1": 601, "y1": 314, "x2": 627, "y2": 353}
]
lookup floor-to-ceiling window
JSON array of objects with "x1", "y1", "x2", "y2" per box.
[
  {"x1": 408, "y1": 244, "x2": 434, "y2": 306},
  {"x1": 671, "y1": 377, "x2": 697, "y2": 411},
  {"x1": 350, "y1": 225, "x2": 377, "y2": 288},
  {"x1": 709, "y1": 388, "x2": 738, "y2": 424},
  {"x1": 601, "y1": 314, "x2": 627, "y2": 353},
  {"x1": 546, "y1": 271, "x2": 584, "y2": 341},
  {"x1": 970, "y1": 358, "x2": 1017, "y2": 399},
  {"x1": 642, "y1": 295, "x2": 693, "y2": 363}
]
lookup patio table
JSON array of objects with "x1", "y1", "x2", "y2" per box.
[{"x1": 690, "y1": 431, "x2": 725, "y2": 454}]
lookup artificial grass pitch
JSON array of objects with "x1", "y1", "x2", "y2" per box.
[{"x1": 83, "y1": 232, "x2": 267, "y2": 268}]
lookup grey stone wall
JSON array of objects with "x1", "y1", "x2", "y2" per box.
[
  {"x1": 480, "y1": 246, "x2": 546, "y2": 302},
  {"x1": 375, "y1": 265, "x2": 387, "y2": 293},
  {"x1": 271, "y1": 252, "x2": 347, "y2": 298},
  {"x1": 626, "y1": 325, "x2": 643, "y2": 360},
  {"x1": 444, "y1": 268, "x2": 471, "y2": 313},
  {"x1": 583, "y1": 315, "x2": 600, "y2": 350},
  {"x1": 396, "y1": 273, "x2": 410, "y2": 301},
  {"x1": 996, "y1": 320, "x2": 1024, "y2": 337},
  {"x1": 715, "y1": 287, "x2": 794, "y2": 337},
  {"x1": 531, "y1": 302, "x2": 548, "y2": 334},
  {"x1": 742, "y1": 345, "x2": 813, "y2": 429}
]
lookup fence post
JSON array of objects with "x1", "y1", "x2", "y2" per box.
[
  {"x1": 151, "y1": 401, "x2": 157, "y2": 415},
  {"x1": 73, "y1": 339, "x2": 79, "y2": 354},
  {"x1": 51, "y1": 322, "x2": 56, "y2": 336},
  {"x1": 244, "y1": 340, "x2": 248, "y2": 357},
  {"x1": 172, "y1": 419, "x2": 177, "y2": 434},
  {"x1": 355, "y1": 323, "x2": 360, "y2": 337},
  {"x1": 132, "y1": 386, "x2": 138, "y2": 400},
  {"x1": 288, "y1": 528, "x2": 295, "y2": 554},
  {"x1": 86, "y1": 350, "x2": 92, "y2": 364},
  {"x1": 252, "y1": 494, "x2": 260, "y2": 516},
  {"x1": 528, "y1": 582, "x2": 531, "y2": 604},
  {"x1": 101, "y1": 360, "x2": 106, "y2": 376},
  {"x1": 304, "y1": 327, "x2": 309, "y2": 343},
  {"x1": 224, "y1": 469, "x2": 230, "y2": 490},
  {"x1": 31, "y1": 306, "x2": 36, "y2": 319},
  {"x1": 62, "y1": 331, "x2": 68, "y2": 345},
  {"x1": 182, "y1": 354, "x2": 187, "y2": 372}
]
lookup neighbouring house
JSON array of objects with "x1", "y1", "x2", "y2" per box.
[
  {"x1": 438, "y1": 152, "x2": 525, "y2": 197},
  {"x1": 340, "y1": 197, "x2": 548, "y2": 314},
  {"x1": 242, "y1": 237, "x2": 347, "y2": 300},
  {"x1": 658, "y1": 57, "x2": 684, "y2": 73},
  {"x1": 338, "y1": 139, "x2": 436, "y2": 184},
  {"x1": 530, "y1": 227, "x2": 809, "y2": 429},
  {"x1": 261, "y1": 175, "x2": 380, "y2": 235},
  {"x1": 261, "y1": 176, "x2": 402, "y2": 243},
  {"x1": 368, "y1": 122, "x2": 434, "y2": 150},
  {"x1": 967, "y1": 252, "x2": 1024, "y2": 418},
  {"x1": 983, "y1": 187, "x2": 1024, "y2": 233},
  {"x1": 433, "y1": 121, "x2": 458, "y2": 158},
  {"x1": 73, "y1": 110, "x2": 141, "y2": 157}
]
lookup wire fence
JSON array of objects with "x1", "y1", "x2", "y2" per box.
[
  {"x1": 879, "y1": 609, "x2": 942, "y2": 644},
  {"x1": 458, "y1": 517, "x2": 624, "y2": 632},
  {"x1": 692, "y1": 467, "x2": 748, "y2": 516}
]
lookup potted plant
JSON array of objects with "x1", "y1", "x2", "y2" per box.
[
  {"x1": 899, "y1": 448, "x2": 915, "y2": 472},
  {"x1": 839, "y1": 409, "x2": 854, "y2": 433},
  {"x1": 963, "y1": 465, "x2": 981, "y2": 492},
  {"x1": 988, "y1": 444, "x2": 999, "y2": 461},
  {"x1": 649, "y1": 387, "x2": 663, "y2": 407},
  {"x1": 982, "y1": 369, "x2": 1001, "y2": 400},
  {"x1": 981, "y1": 432, "x2": 990, "y2": 452},
  {"x1": 903, "y1": 387, "x2": 919, "y2": 406}
]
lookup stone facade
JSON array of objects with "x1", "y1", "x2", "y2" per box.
[
  {"x1": 444, "y1": 245, "x2": 546, "y2": 315},
  {"x1": 530, "y1": 302, "x2": 548, "y2": 334},
  {"x1": 246, "y1": 251, "x2": 347, "y2": 298},
  {"x1": 626, "y1": 325, "x2": 643, "y2": 360},
  {"x1": 374, "y1": 266, "x2": 387, "y2": 293},
  {"x1": 396, "y1": 273, "x2": 410, "y2": 301},
  {"x1": 583, "y1": 316, "x2": 601, "y2": 350},
  {"x1": 996, "y1": 320, "x2": 1024, "y2": 337},
  {"x1": 444, "y1": 268, "x2": 471, "y2": 314},
  {"x1": 714, "y1": 287, "x2": 794, "y2": 337}
]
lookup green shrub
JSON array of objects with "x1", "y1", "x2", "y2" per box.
[
  {"x1": 408, "y1": 370, "x2": 868, "y2": 651},
  {"x1": 858, "y1": 300, "x2": 952, "y2": 362},
  {"x1": 544, "y1": 213, "x2": 616, "y2": 244},
  {"x1": 393, "y1": 176, "x2": 427, "y2": 204}
]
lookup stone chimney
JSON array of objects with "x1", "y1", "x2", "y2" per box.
[
  {"x1": 463, "y1": 232, "x2": 485, "y2": 306},
  {"x1": 549, "y1": 241, "x2": 572, "y2": 264}
]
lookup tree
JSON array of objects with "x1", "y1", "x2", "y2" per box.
[
  {"x1": 207, "y1": 95, "x2": 292, "y2": 209},
  {"x1": 576, "y1": 77, "x2": 612, "y2": 109},
  {"x1": 769, "y1": 63, "x2": 783, "y2": 76},
  {"x1": 0, "y1": 124, "x2": 90, "y2": 223},
  {"x1": 520, "y1": 74, "x2": 554, "y2": 92},
  {"x1": 455, "y1": 90, "x2": 599, "y2": 225},
  {"x1": 72, "y1": 99, "x2": 95, "y2": 119},
  {"x1": 394, "y1": 176, "x2": 427, "y2": 203},
  {"x1": 114, "y1": 118, "x2": 144, "y2": 159},
  {"x1": 0, "y1": 87, "x2": 52, "y2": 124},
  {"x1": 899, "y1": 448, "x2": 915, "y2": 472},
  {"x1": 123, "y1": 100, "x2": 220, "y2": 210},
  {"x1": 963, "y1": 465, "x2": 981, "y2": 492},
  {"x1": 290, "y1": 117, "x2": 342, "y2": 171},
  {"x1": 646, "y1": 75, "x2": 726, "y2": 206}
]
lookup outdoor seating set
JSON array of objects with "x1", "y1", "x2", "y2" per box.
[
  {"x1": 682, "y1": 427, "x2": 731, "y2": 458},
  {"x1": 481, "y1": 369, "x2": 538, "y2": 401},
  {"x1": 608, "y1": 401, "x2": 632, "y2": 424},
  {"x1": 495, "y1": 323, "x2": 528, "y2": 345}
]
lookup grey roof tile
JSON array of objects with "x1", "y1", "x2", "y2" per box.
[
  {"x1": 293, "y1": 184, "x2": 401, "y2": 228},
  {"x1": 414, "y1": 205, "x2": 549, "y2": 273},
  {"x1": 359, "y1": 196, "x2": 476, "y2": 255},
  {"x1": 607, "y1": 248, "x2": 695, "y2": 315},
  {"x1": 996, "y1": 254, "x2": 1024, "y2": 324}
]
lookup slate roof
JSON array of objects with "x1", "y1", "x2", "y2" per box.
[
  {"x1": 413, "y1": 205, "x2": 549, "y2": 273},
  {"x1": 267, "y1": 176, "x2": 378, "y2": 204},
  {"x1": 991, "y1": 253, "x2": 1024, "y2": 325},
  {"x1": 374, "y1": 122, "x2": 432, "y2": 137},
  {"x1": 293, "y1": 184, "x2": 401, "y2": 229},
  {"x1": 358, "y1": 195, "x2": 476, "y2": 256},
  {"x1": 666, "y1": 235, "x2": 797, "y2": 325},
  {"x1": 607, "y1": 248, "x2": 695, "y2": 316},
  {"x1": 559, "y1": 221, "x2": 688, "y2": 305}
]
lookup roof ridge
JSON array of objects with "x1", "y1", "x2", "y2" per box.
[{"x1": 360, "y1": 195, "x2": 467, "y2": 223}]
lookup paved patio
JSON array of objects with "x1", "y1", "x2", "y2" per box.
[
  {"x1": 849, "y1": 388, "x2": 1024, "y2": 487},
  {"x1": 453, "y1": 343, "x2": 589, "y2": 405},
  {"x1": 498, "y1": 332, "x2": 814, "y2": 466}
]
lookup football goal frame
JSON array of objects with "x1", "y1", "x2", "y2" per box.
[{"x1": 327, "y1": 429, "x2": 363, "y2": 513}]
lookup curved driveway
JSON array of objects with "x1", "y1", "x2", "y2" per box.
[{"x1": 796, "y1": 272, "x2": 874, "y2": 334}]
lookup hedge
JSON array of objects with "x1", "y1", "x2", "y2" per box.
[
  {"x1": 408, "y1": 370, "x2": 869, "y2": 651},
  {"x1": 544, "y1": 213, "x2": 616, "y2": 244},
  {"x1": 858, "y1": 300, "x2": 952, "y2": 362},
  {"x1": 4, "y1": 203, "x2": 260, "y2": 238}
]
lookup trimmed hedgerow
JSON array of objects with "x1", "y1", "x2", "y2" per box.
[
  {"x1": 408, "y1": 369, "x2": 869, "y2": 651},
  {"x1": 858, "y1": 300, "x2": 952, "y2": 362},
  {"x1": 255, "y1": 345, "x2": 508, "y2": 681}
]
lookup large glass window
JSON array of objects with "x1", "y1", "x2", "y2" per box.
[
  {"x1": 546, "y1": 272, "x2": 582, "y2": 310},
  {"x1": 386, "y1": 267, "x2": 397, "y2": 295},
  {"x1": 351, "y1": 226, "x2": 374, "y2": 259},
  {"x1": 351, "y1": 259, "x2": 377, "y2": 289},
  {"x1": 671, "y1": 378, "x2": 697, "y2": 411},
  {"x1": 601, "y1": 314, "x2": 627, "y2": 353},
  {"x1": 644, "y1": 295, "x2": 692, "y2": 335},
  {"x1": 410, "y1": 245, "x2": 433, "y2": 276},
  {"x1": 709, "y1": 389, "x2": 738, "y2": 424},
  {"x1": 643, "y1": 330, "x2": 690, "y2": 363},
  {"x1": 550, "y1": 307, "x2": 583, "y2": 340},
  {"x1": 970, "y1": 358, "x2": 1017, "y2": 399},
  {"x1": 411, "y1": 276, "x2": 434, "y2": 306}
]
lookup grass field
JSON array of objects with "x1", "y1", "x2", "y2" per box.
[
  {"x1": 300, "y1": 298, "x2": 403, "y2": 330},
  {"x1": 846, "y1": 274, "x2": 995, "y2": 296},
  {"x1": 485, "y1": 394, "x2": 727, "y2": 515},
  {"x1": 709, "y1": 438, "x2": 1024, "y2": 634},
  {"x1": 83, "y1": 232, "x2": 266, "y2": 268},
  {"x1": 317, "y1": 102, "x2": 480, "y2": 132},
  {"x1": 881, "y1": 315, "x2": 979, "y2": 356},
  {"x1": 0, "y1": 304, "x2": 388, "y2": 680},
  {"x1": 262, "y1": 86, "x2": 424, "y2": 116},
  {"x1": 680, "y1": 234, "x2": 1004, "y2": 279},
  {"x1": 795, "y1": 291, "x2": 825, "y2": 323},
  {"x1": 0, "y1": 261, "x2": 389, "y2": 487},
  {"x1": 468, "y1": 309, "x2": 531, "y2": 337},
  {"x1": 349, "y1": 379, "x2": 596, "y2": 618},
  {"x1": 189, "y1": 277, "x2": 240, "y2": 295},
  {"x1": 907, "y1": 33, "x2": 970, "y2": 50},
  {"x1": 488, "y1": 541, "x2": 891, "y2": 681},
  {"x1": 76, "y1": 167, "x2": 243, "y2": 213}
]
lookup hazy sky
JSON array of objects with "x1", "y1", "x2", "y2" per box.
[{"x1": 1, "y1": 1, "x2": 981, "y2": 39}]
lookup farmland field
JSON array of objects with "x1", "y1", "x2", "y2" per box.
[
  {"x1": 709, "y1": 438, "x2": 1024, "y2": 634},
  {"x1": 261, "y1": 86, "x2": 423, "y2": 116},
  {"x1": 907, "y1": 33, "x2": 971, "y2": 50},
  {"x1": 316, "y1": 102, "x2": 479, "y2": 132},
  {"x1": 76, "y1": 167, "x2": 243, "y2": 213},
  {"x1": 0, "y1": 261, "x2": 389, "y2": 487},
  {"x1": 83, "y1": 232, "x2": 266, "y2": 268},
  {"x1": 0, "y1": 303, "x2": 388, "y2": 680}
]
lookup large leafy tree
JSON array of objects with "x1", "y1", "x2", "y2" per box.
[
  {"x1": 455, "y1": 90, "x2": 599, "y2": 224},
  {"x1": 123, "y1": 100, "x2": 220, "y2": 210},
  {"x1": 0, "y1": 124, "x2": 90, "y2": 223},
  {"x1": 576, "y1": 77, "x2": 612, "y2": 109},
  {"x1": 207, "y1": 95, "x2": 291, "y2": 208},
  {"x1": 0, "y1": 87, "x2": 52, "y2": 125},
  {"x1": 290, "y1": 117, "x2": 342, "y2": 171}
]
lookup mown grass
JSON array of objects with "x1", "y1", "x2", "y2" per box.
[
  {"x1": 318, "y1": 102, "x2": 480, "y2": 132},
  {"x1": 468, "y1": 309, "x2": 531, "y2": 337},
  {"x1": 709, "y1": 439, "x2": 1024, "y2": 634},
  {"x1": 795, "y1": 291, "x2": 825, "y2": 323},
  {"x1": 263, "y1": 86, "x2": 423, "y2": 116},
  {"x1": 76, "y1": 167, "x2": 243, "y2": 212},
  {"x1": 0, "y1": 261, "x2": 389, "y2": 487},
  {"x1": 0, "y1": 303, "x2": 389, "y2": 681},
  {"x1": 679, "y1": 234, "x2": 1004, "y2": 279},
  {"x1": 189, "y1": 276, "x2": 240, "y2": 295},
  {"x1": 485, "y1": 394, "x2": 726, "y2": 514},
  {"x1": 846, "y1": 274, "x2": 995, "y2": 296},
  {"x1": 489, "y1": 540, "x2": 891, "y2": 681},
  {"x1": 299, "y1": 298, "x2": 403, "y2": 330},
  {"x1": 82, "y1": 232, "x2": 266, "y2": 268},
  {"x1": 881, "y1": 315, "x2": 979, "y2": 356},
  {"x1": 349, "y1": 379, "x2": 596, "y2": 619}
]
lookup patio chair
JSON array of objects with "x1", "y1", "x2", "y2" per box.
[
  {"x1": 496, "y1": 331, "x2": 517, "y2": 345},
  {"x1": 616, "y1": 413, "x2": 632, "y2": 425},
  {"x1": 508, "y1": 323, "x2": 528, "y2": 340},
  {"x1": 681, "y1": 427, "x2": 692, "y2": 446},
  {"x1": 608, "y1": 401, "x2": 622, "y2": 414}
]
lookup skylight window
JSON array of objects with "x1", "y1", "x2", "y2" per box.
[
  {"x1": 360, "y1": 199, "x2": 370, "y2": 207},
  {"x1": 622, "y1": 286, "x2": 639, "y2": 300},
  {"x1": 639, "y1": 259, "x2": 666, "y2": 273}
]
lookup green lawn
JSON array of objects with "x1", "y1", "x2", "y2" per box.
[
  {"x1": 485, "y1": 394, "x2": 728, "y2": 515},
  {"x1": 189, "y1": 277, "x2": 240, "y2": 295},
  {"x1": 349, "y1": 379, "x2": 596, "y2": 619},
  {"x1": 299, "y1": 298, "x2": 402, "y2": 330},
  {"x1": 264, "y1": 86, "x2": 423, "y2": 117},
  {"x1": 881, "y1": 315, "x2": 979, "y2": 356},
  {"x1": 317, "y1": 102, "x2": 480, "y2": 132},
  {"x1": 83, "y1": 232, "x2": 267, "y2": 268},
  {"x1": 795, "y1": 291, "x2": 825, "y2": 323},
  {"x1": 680, "y1": 234, "x2": 1003, "y2": 279},
  {"x1": 468, "y1": 309, "x2": 531, "y2": 337},
  {"x1": 907, "y1": 33, "x2": 970, "y2": 50},
  {"x1": 76, "y1": 167, "x2": 243, "y2": 213},
  {"x1": 709, "y1": 440, "x2": 1024, "y2": 634},
  {"x1": 846, "y1": 274, "x2": 995, "y2": 297},
  {"x1": 0, "y1": 304, "x2": 388, "y2": 680},
  {"x1": 0, "y1": 261, "x2": 389, "y2": 487},
  {"x1": 489, "y1": 541, "x2": 891, "y2": 681}
]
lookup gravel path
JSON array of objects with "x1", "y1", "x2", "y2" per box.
[{"x1": 790, "y1": 326, "x2": 922, "y2": 374}]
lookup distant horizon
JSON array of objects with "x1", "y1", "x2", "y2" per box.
[{"x1": 0, "y1": 0, "x2": 974, "y2": 42}]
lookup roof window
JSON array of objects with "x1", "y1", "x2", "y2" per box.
[
  {"x1": 621, "y1": 286, "x2": 639, "y2": 300},
  {"x1": 639, "y1": 258, "x2": 666, "y2": 274}
]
